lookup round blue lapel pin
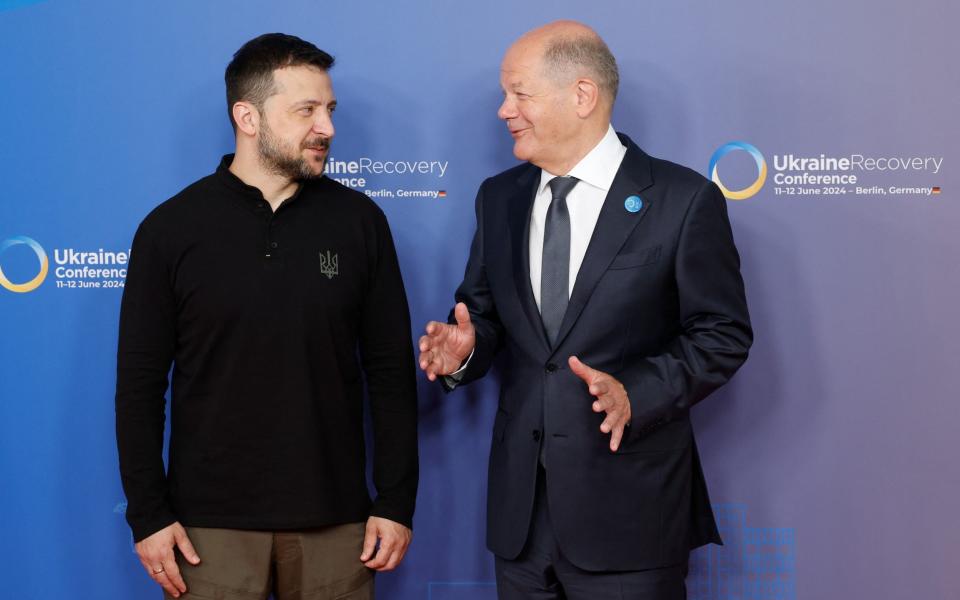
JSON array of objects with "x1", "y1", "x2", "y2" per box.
[{"x1": 624, "y1": 195, "x2": 643, "y2": 213}]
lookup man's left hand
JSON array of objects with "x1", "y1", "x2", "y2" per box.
[
  {"x1": 569, "y1": 356, "x2": 632, "y2": 452},
  {"x1": 360, "y1": 516, "x2": 412, "y2": 571}
]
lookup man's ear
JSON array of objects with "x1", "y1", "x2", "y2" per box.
[
  {"x1": 574, "y1": 78, "x2": 600, "y2": 118},
  {"x1": 232, "y1": 101, "x2": 259, "y2": 136}
]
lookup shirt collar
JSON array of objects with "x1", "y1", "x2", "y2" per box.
[
  {"x1": 538, "y1": 124, "x2": 627, "y2": 195},
  {"x1": 215, "y1": 154, "x2": 310, "y2": 209}
]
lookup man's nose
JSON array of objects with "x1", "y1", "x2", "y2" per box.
[
  {"x1": 497, "y1": 96, "x2": 517, "y2": 121},
  {"x1": 313, "y1": 112, "x2": 335, "y2": 138}
]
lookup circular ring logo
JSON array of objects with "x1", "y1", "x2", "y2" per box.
[
  {"x1": 0, "y1": 236, "x2": 49, "y2": 293},
  {"x1": 709, "y1": 141, "x2": 767, "y2": 200}
]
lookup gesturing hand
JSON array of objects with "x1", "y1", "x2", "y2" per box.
[
  {"x1": 360, "y1": 516, "x2": 412, "y2": 571},
  {"x1": 418, "y1": 302, "x2": 476, "y2": 381},
  {"x1": 134, "y1": 522, "x2": 201, "y2": 599},
  {"x1": 568, "y1": 356, "x2": 632, "y2": 452}
]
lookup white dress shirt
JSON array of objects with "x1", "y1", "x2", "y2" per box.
[
  {"x1": 530, "y1": 125, "x2": 627, "y2": 307},
  {"x1": 446, "y1": 126, "x2": 626, "y2": 382}
]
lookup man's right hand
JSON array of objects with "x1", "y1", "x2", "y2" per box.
[
  {"x1": 135, "y1": 521, "x2": 201, "y2": 599},
  {"x1": 419, "y1": 302, "x2": 476, "y2": 381}
]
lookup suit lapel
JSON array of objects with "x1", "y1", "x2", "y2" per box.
[
  {"x1": 551, "y1": 138, "x2": 655, "y2": 351},
  {"x1": 507, "y1": 165, "x2": 551, "y2": 354}
]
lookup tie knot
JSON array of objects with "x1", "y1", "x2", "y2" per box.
[{"x1": 548, "y1": 176, "x2": 579, "y2": 201}]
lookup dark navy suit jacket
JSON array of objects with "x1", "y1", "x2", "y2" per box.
[{"x1": 449, "y1": 134, "x2": 753, "y2": 571}]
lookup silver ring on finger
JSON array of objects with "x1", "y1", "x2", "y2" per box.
[{"x1": 153, "y1": 566, "x2": 165, "y2": 574}]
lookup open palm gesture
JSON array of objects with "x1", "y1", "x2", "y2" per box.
[{"x1": 418, "y1": 302, "x2": 476, "y2": 381}]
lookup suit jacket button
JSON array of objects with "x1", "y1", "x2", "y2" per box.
[
  {"x1": 532, "y1": 430, "x2": 542, "y2": 442},
  {"x1": 545, "y1": 363, "x2": 558, "y2": 373}
]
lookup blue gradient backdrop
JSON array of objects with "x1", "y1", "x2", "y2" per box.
[{"x1": 1, "y1": 1, "x2": 957, "y2": 598}]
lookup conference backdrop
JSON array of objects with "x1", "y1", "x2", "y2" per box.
[{"x1": 1, "y1": 1, "x2": 957, "y2": 598}]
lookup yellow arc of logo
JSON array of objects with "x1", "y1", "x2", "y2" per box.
[
  {"x1": 712, "y1": 161, "x2": 768, "y2": 201},
  {"x1": 0, "y1": 237, "x2": 50, "y2": 293}
]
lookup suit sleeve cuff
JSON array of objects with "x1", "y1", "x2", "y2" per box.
[{"x1": 442, "y1": 348, "x2": 475, "y2": 389}]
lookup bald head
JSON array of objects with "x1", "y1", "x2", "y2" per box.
[
  {"x1": 512, "y1": 21, "x2": 619, "y2": 111},
  {"x1": 497, "y1": 21, "x2": 618, "y2": 173}
]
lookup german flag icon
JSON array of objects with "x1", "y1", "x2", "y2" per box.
[
  {"x1": 438, "y1": 190, "x2": 447, "y2": 198},
  {"x1": 932, "y1": 187, "x2": 941, "y2": 194}
]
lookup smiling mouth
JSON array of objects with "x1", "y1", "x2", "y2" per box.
[{"x1": 509, "y1": 128, "x2": 528, "y2": 138}]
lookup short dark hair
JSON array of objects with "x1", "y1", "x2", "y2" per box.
[
  {"x1": 224, "y1": 33, "x2": 335, "y2": 130},
  {"x1": 543, "y1": 34, "x2": 619, "y2": 107}
]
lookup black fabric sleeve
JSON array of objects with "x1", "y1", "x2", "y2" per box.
[
  {"x1": 359, "y1": 208, "x2": 419, "y2": 528},
  {"x1": 115, "y1": 217, "x2": 178, "y2": 542}
]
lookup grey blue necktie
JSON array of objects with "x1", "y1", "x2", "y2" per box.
[{"x1": 541, "y1": 176, "x2": 578, "y2": 346}]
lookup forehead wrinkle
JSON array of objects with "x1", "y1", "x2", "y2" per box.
[
  {"x1": 292, "y1": 98, "x2": 335, "y2": 107},
  {"x1": 502, "y1": 46, "x2": 548, "y2": 81}
]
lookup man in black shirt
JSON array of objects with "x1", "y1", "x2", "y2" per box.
[{"x1": 116, "y1": 33, "x2": 418, "y2": 599}]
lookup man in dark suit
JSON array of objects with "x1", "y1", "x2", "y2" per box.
[{"x1": 419, "y1": 21, "x2": 752, "y2": 599}]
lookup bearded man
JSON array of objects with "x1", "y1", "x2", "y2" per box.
[{"x1": 116, "y1": 33, "x2": 418, "y2": 600}]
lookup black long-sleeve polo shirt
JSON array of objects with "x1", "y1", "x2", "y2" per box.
[{"x1": 116, "y1": 156, "x2": 418, "y2": 542}]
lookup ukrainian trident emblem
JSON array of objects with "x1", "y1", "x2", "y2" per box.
[{"x1": 319, "y1": 250, "x2": 339, "y2": 279}]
